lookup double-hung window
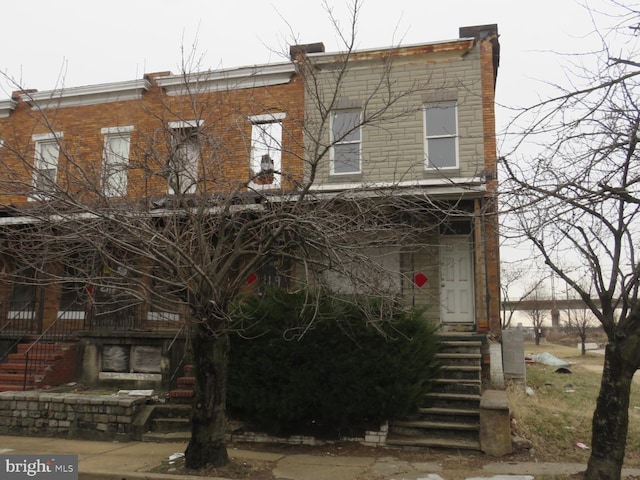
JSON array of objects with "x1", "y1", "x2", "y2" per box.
[
  {"x1": 331, "y1": 110, "x2": 361, "y2": 175},
  {"x1": 424, "y1": 102, "x2": 458, "y2": 169},
  {"x1": 168, "y1": 120, "x2": 202, "y2": 195},
  {"x1": 101, "y1": 126, "x2": 133, "y2": 197},
  {"x1": 249, "y1": 113, "x2": 284, "y2": 188},
  {"x1": 31, "y1": 132, "x2": 62, "y2": 199}
]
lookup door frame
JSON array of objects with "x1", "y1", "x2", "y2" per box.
[{"x1": 439, "y1": 234, "x2": 475, "y2": 326}]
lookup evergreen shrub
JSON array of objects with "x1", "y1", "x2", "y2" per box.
[{"x1": 227, "y1": 288, "x2": 441, "y2": 436}]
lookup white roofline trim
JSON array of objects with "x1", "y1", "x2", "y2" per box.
[
  {"x1": 310, "y1": 176, "x2": 486, "y2": 192},
  {"x1": 0, "y1": 183, "x2": 486, "y2": 226},
  {"x1": 19, "y1": 79, "x2": 151, "y2": 110},
  {"x1": 156, "y1": 63, "x2": 295, "y2": 96},
  {"x1": 0, "y1": 99, "x2": 17, "y2": 118}
]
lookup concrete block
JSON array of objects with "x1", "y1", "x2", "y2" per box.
[{"x1": 480, "y1": 389, "x2": 512, "y2": 456}]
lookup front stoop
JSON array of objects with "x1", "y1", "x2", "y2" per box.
[
  {"x1": 168, "y1": 364, "x2": 194, "y2": 404},
  {"x1": 136, "y1": 403, "x2": 192, "y2": 442},
  {"x1": 0, "y1": 342, "x2": 76, "y2": 392},
  {"x1": 388, "y1": 336, "x2": 484, "y2": 451}
]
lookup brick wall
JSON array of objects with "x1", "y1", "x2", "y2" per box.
[{"x1": 0, "y1": 73, "x2": 305, "y2": 207}]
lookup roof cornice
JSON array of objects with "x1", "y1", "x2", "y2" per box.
[
  {"x1": 19, "y1": 79, "x2": 151, "y2": 110},
  {"x1": 155, "y1": 62, "x2": 296, "y2": 96},
  {"x1": 306, "y1": 39, "x2": 475, "y2": 67},
  {"x1": 0, "y1": 99, "x2": 17, "y2": 118}
]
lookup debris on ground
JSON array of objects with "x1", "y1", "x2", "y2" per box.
[
  {"x1": 554, "y1": 367, "x2": 572, "y2": 374},
  {"x1": 531, "y1": 352, "x2": 570, "y2": 367}
]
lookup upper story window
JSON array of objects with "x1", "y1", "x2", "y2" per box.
[
  {"x1": 101, "y1": 126, "x2": 133, "y2": 197},
  {"x1": 168, "y1": 120, "x2": 202, "y2": 195},
  {"x1": 331, "y1": 110, "x2": 361, "y2": 175},
  {"x1": 249, "y1": 112, "x2": 285, "y2": 188},
  {"x1": 30, "y1": 132, "x2": 63, "y2": 200},
  {"x1": 424, "y1": 102, "x2": 458, "y2": 169}
]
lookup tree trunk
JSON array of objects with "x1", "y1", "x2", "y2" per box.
[
  {"x1": 585, "y1": 343, "x2": 633, "y2": 480},
  {"x1": 184, "y1": 323, "x2": 230, "y2": 469}
]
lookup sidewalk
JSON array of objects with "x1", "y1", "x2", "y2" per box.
[{"x1": 2, "y1": 434, "x2": 640, "y2": 480}]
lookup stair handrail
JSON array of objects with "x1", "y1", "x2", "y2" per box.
[
  {"x1": 167, "y1": 323, "x2": 189, "y2": 385},
  {"x1": 0, "y1": 337, "x2": 23, "y2": 365},
  {"x1": 22, "y1": 305, "x2": 81, "y2": 391},
  {"x1": 0, "y1": 301, "x2": 36, "y2": 368}
]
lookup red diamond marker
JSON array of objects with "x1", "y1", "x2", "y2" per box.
[
  {"x1": 246, "y1": 273, "x2": 258, "y2": 285},
  {"x1": 414, "y1": 272, "x2": 428, "y2": 288}
]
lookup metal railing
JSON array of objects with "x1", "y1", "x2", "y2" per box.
[
  {"x1": 0, "y1": 301, "x2": 38, "y2": 366},
  {"x1": 0, "y1": 301, "x2": 39, "y2": 335},
  {"x1": 21, "y1": 304, "x2": 87, "y2": 390},
  {"x1": 167, "y1": 323, "x2": 189, "y2": 385}
]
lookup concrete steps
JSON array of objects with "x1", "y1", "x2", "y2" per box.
[
  {"x1": 388, "y1": 336, "x2": 485, "y2": 451},
  {"x1": 137, "y1": 404, "x2": 192, "y2": 442}
]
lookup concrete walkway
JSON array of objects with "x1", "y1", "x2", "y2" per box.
[{"x1": 2, "y1": 435, "x2": 640, "y2": 479}]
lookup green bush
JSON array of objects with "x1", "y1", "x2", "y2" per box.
[{"x1": 227, "y1": 288, "x2": 441, "y2": 437}]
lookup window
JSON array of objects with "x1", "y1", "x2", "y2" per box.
[
  {"x1": 249, "y1": 113, "x2": 284, "y2": 187},
  {"x1": 31, "y1": 132, "x2": 62, "y2": 199},
  {"x1": 101, "y1": 126, "x2": 133, "y2": 197},
  {"x1": 168, "y1": 120, "x2": 202, "y2": 195},
  {"x1": 424, "y1": 102, "x2": 458, "y2": 169},
  {"x1": 331, "y1": 110, "x2": 361, "y2": 174}
]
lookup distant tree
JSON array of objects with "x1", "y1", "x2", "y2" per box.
[
  {"x1": 502, "y1": 3, "x2": 640, "y2": 478},
  {"x1": 523, "y1": 283, "x2": 548, "y2": 345},
  {"x1": 565, "y1": 307, "x2": 598, "y2": 355},
  {"x1": 500, "y1": 264, "x2": 545, "y2": 330}
]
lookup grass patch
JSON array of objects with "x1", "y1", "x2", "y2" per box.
[{"x1": 508, "y1": 341, "x2": 640, "y2": 467}]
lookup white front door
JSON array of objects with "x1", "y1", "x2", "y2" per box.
[{"x1": 439, "y1": 236, "x2": 475, "y2": 324}]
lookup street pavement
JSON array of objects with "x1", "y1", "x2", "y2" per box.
[{"x1": 2, "y1": 434, "x2": 640, "y2": 479}]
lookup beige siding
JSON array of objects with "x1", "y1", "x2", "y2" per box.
[{"x1": 306, "y1": 44, "x2": 485, "y2": 186}]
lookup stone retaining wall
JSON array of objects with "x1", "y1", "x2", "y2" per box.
[
  {"x1": 230, "y1": 422, "x2": 389, "y2": 447},
  {"x1": 0, "y1": 391, "x2": 147, "y2": 441}
]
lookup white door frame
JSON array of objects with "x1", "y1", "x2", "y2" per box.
[{"x1": 439, "y1": 235, "x2": 475, "y2": 324}]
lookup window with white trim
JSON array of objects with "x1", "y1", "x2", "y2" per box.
[
  {"x1": 424, "y1": 102, "x2": 458, "y2": 169},
  {"x1": 168, "y1": 120, "x2": 202, "y2": 195},
  {"x1": 331, "y1": 110, "x2": 361, "y2": 175},
  {"x1": 101, "y1": 126, "x2": 133, "y2": 197},
  {"x1": 249, "y1": 112, "x2": 284, "y2": 188},
  {"x1": 31, "y1": 132, "x2": 62, "y2": 199}
]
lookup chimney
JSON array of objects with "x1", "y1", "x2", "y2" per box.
[{"x1": 289, "y1": 42, "x2": 325, "y2": 60}]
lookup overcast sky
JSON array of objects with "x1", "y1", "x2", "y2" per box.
[
  {"x1": 0, "y1": 0, "x2": 614, "y2": 109},
  {"x1": 0, "y1": 0, "x2": 622, "y2": 308}
]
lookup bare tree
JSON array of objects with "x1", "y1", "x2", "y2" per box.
[
  {"x1": 0, "y1": 2, "x2": 498, "y2": 470},
  {"x1": 502, "y1": 2, "x2": 640, "y2": 478},
  {"x1": 523, "y1": 283, "x2": 548, "y2": 345},
  {"x1": 500, "y1": 264, "x2": 545, "y2": 330},
  {"x1": 565, "y1": 307, "x2": 598, "y2": 355}
]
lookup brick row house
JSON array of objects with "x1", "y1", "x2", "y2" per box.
[{"x1": 0, "y1": 25, "x2": 501, "y2": 446}]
